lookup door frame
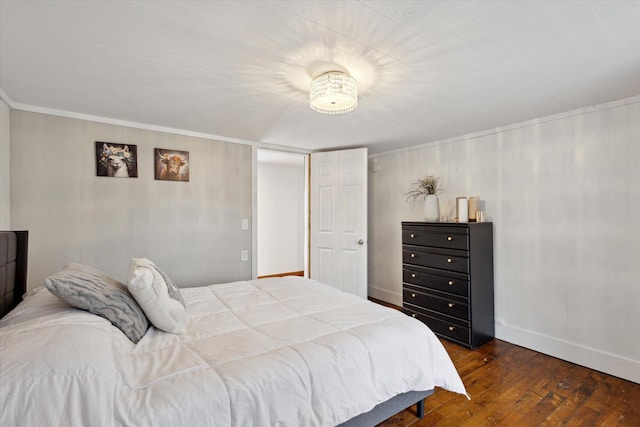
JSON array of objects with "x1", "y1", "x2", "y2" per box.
[
  {"x1": 252, "y1": 145, "x2": 367, "y2": 296},
  {"x1": 253, "y1": 146, "x2": 309, "y2": 279}
]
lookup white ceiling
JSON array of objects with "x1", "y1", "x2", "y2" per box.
[{"x1": 1, "y1": 0, "x2": 639, "y2": 154}]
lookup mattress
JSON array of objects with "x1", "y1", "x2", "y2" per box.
[{"x1": 0, "y1": 276, "x2": 466, "y2": 426}]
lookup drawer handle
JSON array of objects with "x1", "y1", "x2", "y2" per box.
[
  {"x1": 448, "y1": 280, "x2": 454, "y2": 286},
  {"x1": 448, "y1": 303, "x2": 454, "y2": 308},
  {"x1": 448, "y1": 326, "x2": 455, "y2": 331},
  {"x1": 410, "y1": 233, "x2": 415, "y2": 238},
  {"x1": 410, "y1": 253, "x2": 416, "y2": 258},
  {"x1": 447, "y1": 236, "x2": 453, "y2": 241},
  {"x1": 447, "y1": 258, "x2": 452, "y2": 263},
  {"x1": 411, "y1": 293, "x2": 416, "y2": 298},
  {"x1": 411, "y1": 273, "x2": 416, "y2": 278}
]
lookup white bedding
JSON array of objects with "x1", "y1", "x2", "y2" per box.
[{"x1": 0, "y1": 276, "x2": 466, "y2": 426}]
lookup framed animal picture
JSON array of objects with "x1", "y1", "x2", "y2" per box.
[
  {"x1": 155, "y1": 148, "x2": 189, "y2": 182},
  {"x1": 96, "y1": 142, "x2": 138, "y2": 178}
]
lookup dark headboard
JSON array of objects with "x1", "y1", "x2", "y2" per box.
[{"x1": 0, "y1": 231, "x2": 29, "y2": 319}]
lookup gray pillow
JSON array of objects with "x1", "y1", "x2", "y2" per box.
[
  {"x1": 153, "y1": 262, "x2": 185, "y2": 307},
  {"x1": 44, "y1": 263, "x2": 149, "y2": 343}
]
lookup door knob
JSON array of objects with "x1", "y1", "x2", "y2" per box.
[{"x1": 357, "y1": 239, "x2": 364, "y2": 245}]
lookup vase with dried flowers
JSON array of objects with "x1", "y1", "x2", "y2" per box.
[{"x1": 405, "y1": 175, "x2": 442, "y2": 221}]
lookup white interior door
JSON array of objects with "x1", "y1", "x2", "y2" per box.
[{"x1": 310, "y1": 148, "x2": 367, "y2": 298}]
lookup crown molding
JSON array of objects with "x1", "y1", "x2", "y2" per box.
[
  {"x1": 0, "y1": 88, "x2": 16, "y2": 108},
  {"x1": 370, "y1": 94, "x2": 640, "y2": 158},
  {"x1": 6, "y1": 99, "x2": 260, "y2": 147}
]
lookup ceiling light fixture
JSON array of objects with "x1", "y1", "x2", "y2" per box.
[{"x1": 309, "y1": 71, "x2": 357, "y2": 114}]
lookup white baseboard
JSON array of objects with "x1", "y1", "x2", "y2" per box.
[
  {"x1": 367, "y1": 285, "x2": 402, "y2": 307},
  {"x1": 362, "y1": 291, "x2": 640, "y2": 384},
  {"x1": 496, "y1": 322, "x2": 639, "y2": 384}
]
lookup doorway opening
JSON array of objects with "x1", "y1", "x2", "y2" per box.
[{"x1": 256, "y1": 149, "x2": 308, "y2": 278}]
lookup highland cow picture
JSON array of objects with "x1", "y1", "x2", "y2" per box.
[
  {"x1": 96, "y1": 142, "x2": 138, "y2": 178},
  {"x1": 155, "y1": 148, "x2": 190, "y2": 182}
]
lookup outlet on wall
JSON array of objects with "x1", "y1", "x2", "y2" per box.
[
  {"x1": 241, "y1": 250, "x2": 248, "y2": 262},
  {"x1": 241, "y1": 219, "x2": 249, "y2": 230}
]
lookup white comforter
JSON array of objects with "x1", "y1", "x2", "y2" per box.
[{"x1": 0, "y1": 276, "x2": 466, "y2": 426}]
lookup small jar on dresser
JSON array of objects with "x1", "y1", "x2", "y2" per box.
[{"x1": 402, "y1": 221, "x2": 494, "y2": 349}]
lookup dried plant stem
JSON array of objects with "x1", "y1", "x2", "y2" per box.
[{"x1": 404, "y1": 175, "x2": 442, "y2": 202}]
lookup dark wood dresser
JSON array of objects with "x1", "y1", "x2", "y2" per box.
[{"x1": 402, "y1": 222, "x2": 494, "y2": 349}]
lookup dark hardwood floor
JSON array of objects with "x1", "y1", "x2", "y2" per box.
[
  {"x1": 368, "y1": 299, "x2": 640, "y2": 426},
  {"x1": 376, "y1": 339, "x2": 639, "y2": 426}
]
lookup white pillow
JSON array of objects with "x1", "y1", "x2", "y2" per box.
[{"x1": 127, "y1": 258, "x2": 187, "y2": 334}]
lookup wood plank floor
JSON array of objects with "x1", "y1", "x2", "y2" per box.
[{"x1": 376, "y1": 338, "x2": 640, "y2": 426}]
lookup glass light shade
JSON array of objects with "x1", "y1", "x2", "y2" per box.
[{"x1": 309, "y1": 71, "x2": 358, "y2": 114}]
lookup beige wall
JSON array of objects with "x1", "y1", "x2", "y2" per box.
[
  {"x1": 0, "y1": 99, "x2": 9, "y2": 229},
  {"x1": 10, "y1": 111, "x2": 252, "y2": 288},
  {"x1": 368, "y1": 95, "x2": 640, "y2": 383}
]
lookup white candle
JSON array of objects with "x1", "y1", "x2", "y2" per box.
[{"x1": 457, "y1": 197, "x2": 468, "y2": 223}]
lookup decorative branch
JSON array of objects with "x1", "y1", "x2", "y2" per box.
[{"x1": 404, "y1": 175, "x2": 442, "y2": 202}]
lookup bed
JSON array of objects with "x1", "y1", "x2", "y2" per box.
[{"x1": 0, "y1": 230, "x2": 467, "y2": 426}]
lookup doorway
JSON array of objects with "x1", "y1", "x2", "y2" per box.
[{"x1": 256, "y1": 149, "x2": 308, "y2": 278}]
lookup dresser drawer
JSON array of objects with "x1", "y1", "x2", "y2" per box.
[
  {"x1": 402, "y1": 226, "x2": 469, "y2": 250},
  {"x1": 403, "y1": 286, "x2": 469, "y2": 321},
  {"x1": 404, "y1": 305, "x2": 470, "y2": 345},
  {"x1": 402, "y1": 265, "x2": 469, "y2": 297},
  {"x1": 403, "y1": 246, "x2": 469, "y2": 274}
]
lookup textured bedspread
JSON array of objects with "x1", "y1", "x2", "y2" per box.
[{"x1": 0, "y1": 276, "x2": 466, "y2": 426}]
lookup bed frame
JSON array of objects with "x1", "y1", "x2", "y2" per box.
[
  {"x1": 0, "y1": 230, "x2": 432, "y2": 424},
  {"x1": 0, "y1": 230, "x2": 28, "y2": 319},
  {"x1": 337, "y1": 389, "x2": 433, "y2": 426}
]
